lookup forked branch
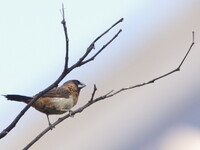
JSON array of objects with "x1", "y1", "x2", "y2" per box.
[
  {"x1": 24, "y1": 32, "x2": 195, "y2": 150},
  {"x1": 69, "y1": 18, "x2": 123, "y2": 70}
]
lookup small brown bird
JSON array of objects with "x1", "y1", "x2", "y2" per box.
[{"x1": 4, "y1": 80, "x2": 86, "y2": 127}]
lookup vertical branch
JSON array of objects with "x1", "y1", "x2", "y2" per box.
[{"x1": 61, "y1": 3, "x2": 69, "y2": 69}]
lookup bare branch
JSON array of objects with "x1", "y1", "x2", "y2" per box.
[
  {"x1": 0, "y1": 5, "x2": 122, "y2": 139},
  {"x1": 84, "y1": 18, "x2": 123, "y2": 57},
  {"x1": 80, "y1": 29, "x2": 122, "y2": 65},
  {"x1": 23, "y1": 32, "x2": 195, "y2": 149},
  {"x1": 69, "y1": 18, "x2": 124, "y2": 70}
]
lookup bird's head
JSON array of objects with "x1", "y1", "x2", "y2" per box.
[{"x1": 62, "y1": 80, "x2": 86, "y2": 94}]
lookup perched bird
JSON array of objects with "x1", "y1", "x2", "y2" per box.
[{"x1": 4, "y1": 80, "x2": 86, "y2": 127}]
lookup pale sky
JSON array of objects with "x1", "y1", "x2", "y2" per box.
[{"x1": 0, "y1": 0, "x2": 200, "y2": 150}]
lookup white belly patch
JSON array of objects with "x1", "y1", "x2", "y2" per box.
[{"x1": 51, "y1": 96, "x2": 74, "y2": 110}]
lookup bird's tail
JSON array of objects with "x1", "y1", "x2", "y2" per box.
[{"x1": 3, "y1": 94, "x2": 32, "y2": 103}]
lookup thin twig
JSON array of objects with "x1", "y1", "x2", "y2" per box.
[
  {"x1": 61, "y1": 3, "x2": 69, "y2": 69},
  {"x1": 24, "y1": 32, "x2": 195, "y2": 150},
  {"x1": 69, "y1": 18, "x2": 124, "y2": 70},
  {"x1": 89, "y1": 84, "x2": 97, "y2": 103},
  {"x1": 177, "y1": 31, "x2": 195, "y2": 69},
  {"x1": 81, "y1": 29, "x2": 122, "y2": 65}
]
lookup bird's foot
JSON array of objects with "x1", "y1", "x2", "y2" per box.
[
  {"x1": 60, "y1": 109, "x2": 74, "y2": 117},
  {"x1": 49, "y1": 123, "x2": 55, "y2": 130},
  {"x1": 68, "y1": 110, "x2": 74, "y2": 117}
]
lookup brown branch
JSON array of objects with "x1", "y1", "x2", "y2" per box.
[
  {"x1": 23, "y1": 32, "x2": 195, "y2": 150},
  {"x1": 0, "y1": 5, "x2": 122, "y2": 139}
]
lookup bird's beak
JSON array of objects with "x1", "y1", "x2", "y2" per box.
[{"x1": 78, "y1": 82, "x2": 86, "y2": 89}]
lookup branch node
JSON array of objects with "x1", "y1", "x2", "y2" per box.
[
  {"x1": 149, "y1": 80, "x2": 155, "y2": 84},
  {"x1": 120, "y1": 18, "x2": 124, "y2": 22},
  {"x1": 87, "y1": 43, "x2": 95, "y2": 52}
]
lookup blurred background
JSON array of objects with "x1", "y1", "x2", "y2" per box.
[{"x1": 0, "y1": 0, "x2": 200, "y2": 150}]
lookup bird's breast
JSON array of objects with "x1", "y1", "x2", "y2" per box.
[{"x1": 51, "y1": 95, "x2": 74, "y2": 110}]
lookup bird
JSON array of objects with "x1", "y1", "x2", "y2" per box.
[{"x1": 3, "y1": 80, "x2": 86, "y2": 128}]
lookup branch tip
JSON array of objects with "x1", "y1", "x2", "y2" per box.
[
  {"x1": 61, "y1": 3, "x2": 66, "y2": 24},
  {"x1": 120, "y1": 18, "x2": 124, "y2": 22},
  {"x1": 94, "y1": 84, "x2": 97, "y2": 90},
  {"x1": 192, "y1": 31, "x2": 195, "y2": 43},
  {"x1": 87, "y1": 43, "x2": 95, "y2": 52}
]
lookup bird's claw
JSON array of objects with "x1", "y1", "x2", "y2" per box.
[
  {"x1": 49, "y1": 123, "x2": 55, "y2": 130},
  {"x1": 68, "y1": 110, "x2": 74, "y2": 117}
]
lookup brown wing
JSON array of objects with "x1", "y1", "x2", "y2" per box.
[{"x1": 35, "y1": 88, "x2": 71, "y2": 98}]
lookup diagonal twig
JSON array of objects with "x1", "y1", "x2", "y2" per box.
[
  {"x1": 80, "y1": 29, "x2": 122, "y2": 65},
  {"x1": 23, "y1": 32, "x2": 195, "y2": 150},
  {"x1": 69, "y1": 18, "x2": 124, "y2": 70}
]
